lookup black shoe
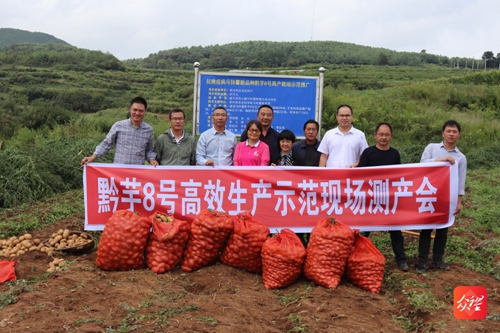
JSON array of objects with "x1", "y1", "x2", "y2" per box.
[
  {"x1": 398, "y1": 262, "x2": 409, "y2": 272},
  {"x1": 416, "y1": 262, "x2": 428, "y2": 274},
  {"x1": 432, "y1": 261, "x2": 450, "y2": 271}
]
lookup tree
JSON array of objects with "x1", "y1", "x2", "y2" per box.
[
  {"x1": 482, "y1": 51, "x2": 494, "y2": 60},
  {"x1": 482, "y1": 51, "x2": 495, "y2": 69},
  {"x1": 377, "y1": 53, "x2": 389, "y2": 65}
]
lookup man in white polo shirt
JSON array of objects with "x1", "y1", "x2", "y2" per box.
[{"x1": 318, "y1": 104, "x2": 368, "y2": 168}]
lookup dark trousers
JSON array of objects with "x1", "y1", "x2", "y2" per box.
[
  {"x1": 363, "y1": 230, "x2": 406, "y2": 265},
  {"x1": 418, "y1": 228, "x2": 448, "y2": 263},
  {"x1": 296, "y1": 233, "x2": 309, "y2": 248}
]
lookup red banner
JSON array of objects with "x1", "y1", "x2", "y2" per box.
[{"x1": 83, "y1": 163, "x2": 458, "y2": 231}]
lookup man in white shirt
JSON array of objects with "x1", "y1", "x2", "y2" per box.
[{"x1": 318, "y1": 104, "x2": 368, "y2": 168}]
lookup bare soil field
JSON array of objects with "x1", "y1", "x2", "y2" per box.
[{"x1": 1, "y1": 214, "x2": 499, "y2": 333}]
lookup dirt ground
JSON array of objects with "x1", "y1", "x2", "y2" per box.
[{"x1": 1, "y1": 214, "x2": 499, "y2": 333}]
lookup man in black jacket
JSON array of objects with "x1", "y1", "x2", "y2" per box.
[{"x1": 292, "y1": 119, "x2": 321, "y2": 166}]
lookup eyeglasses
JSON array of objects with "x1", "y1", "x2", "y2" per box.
[
  {"x1": 337, "y1": 114, "x2": 352, "y2": 118},
  {"x1": 171, "y1": 117, "x2": 184, "y2": 121},
  {"x1": 212, "y1": 113, "x2": 227, "y2": 118},
  {"x1": 248, "y1": 129, "x2": 261, "y2": 133}
]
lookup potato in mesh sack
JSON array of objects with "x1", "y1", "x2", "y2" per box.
[
  {"x1": 181, "y1": 209, "x2": 234, "y2": 272},
  {"x1": 303, "y1": 216, "x2": 354, "y2": 289},
  {"x1": 346, "y1": 231, "x2": 385, "y2": 293},
  {"x1": 220, "y1": 211, "x2": 270, "y2": 273},
  {"x1": 145, "y1": 212, "x2": 190, "y2": 274},
  {"x1": 96, "y1": 210, "x2": 151, "y2": 271},
  {"x1": 261, "y1": 229, "x2": 306, "y2": 289}
]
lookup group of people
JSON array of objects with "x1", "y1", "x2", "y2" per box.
[{"x1": 81, "y1": 97, "x2": 467, "y2": 274}]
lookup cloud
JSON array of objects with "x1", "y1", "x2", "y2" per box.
[{"x1": 1, "y1": 0, "x2": 499, "y2": 60}]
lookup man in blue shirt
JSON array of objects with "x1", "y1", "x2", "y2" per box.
[
  {"x1": 81, "y1": 97, "x2": 157, "y2": 166},
  {"x1": 417, "y1": 120, "x2": 467, "y2": 274},
  {"x1": 196, "y1": 107, "x2": 237, "y2": 166}
]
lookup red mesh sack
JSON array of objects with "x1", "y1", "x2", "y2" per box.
[
  {"x1": 0, "y1": 260, "x2": 18, "y2": 284},
  {"x1": 96, "y1": 209, "x2": 151, "y2": 271},
  {"x1": 303, "y1": 216, "x2": 355, "y2": 289},
  {"x1": 220, "y1": 211, "x2": 270, "y2": 273},
  {"x1": 145, "y1": 212, "x2": 190, "y2": 274},
  {"x1": 261, "y1": 229, "x2": 306, "y2": 289},
  {"x1": 346, "y1": 231, "x2": 385, "y2": 293},
  {"x1": 181, "y1": 209, "x2": 234, "y2": 272}
]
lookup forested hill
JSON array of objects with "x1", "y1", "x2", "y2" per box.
[
  {"x1": 0, "y1": 28, "x2": 70, "y2": 48},
  {"x1": 0, "y1": 43, "x2": 125, "y2": 71},
  {"x1": 129, "y1": 40, "x2": 459, "y2": 70}
]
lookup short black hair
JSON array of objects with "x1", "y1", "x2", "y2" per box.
[
  {"x1": 278, "y1": 129, "x2": 296, "y2": 143},
  {"x1": 169, "y1": 108, "x2": 185, "y2": 120},
  {"x1": 336, "y1": 104, "x2": 353, "y2": 115},
  {"x1": 258, "y1": 104, "x2": 274, "y2": 114},
  {"x1": 130, "y1": 96, "x2": 147, "y2": 109},
  {"x1": 303, "y1": 119, "x2": 319, "y2": 131},
  {"x1": 212, "y1": 106, "x2": 227, "y2": 115},
  {"x1": 375, "y1": 122, "x2": 393, "y2": 134},
  {"x1": 442, "y1": 120, "x2": 461, "y2": 133}
]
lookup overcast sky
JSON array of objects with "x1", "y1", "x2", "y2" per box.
[{"x1": 2, "y1": 0, "x2": 499, "y2": 60}]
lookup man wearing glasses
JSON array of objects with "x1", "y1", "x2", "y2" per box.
[
  {"x1": 154, "y1": 108, "x2": 196, "y2": 165},
  {"x1": 318, "y1": 104, "x2": 368, "y2": 168},
  {"x1": 196, "y1": 107, "x2": 237, "y2": 166}
]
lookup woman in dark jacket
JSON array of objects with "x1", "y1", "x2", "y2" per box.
[{"x1": 271, "y1": 129, "x2": 296, "y2": 166}]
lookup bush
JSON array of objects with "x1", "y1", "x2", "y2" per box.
[
  {"x1": 0, "y1": 137, "x2": 102, "y2": 208},
  {"x1": 466, "y1": 142, "x2": 500, "y2": 170},
  {"x1": 0, "y1": 149, "x2": 53, "y2": 207}
]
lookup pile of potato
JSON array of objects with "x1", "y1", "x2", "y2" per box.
[
  {"x1": 1, "y1": 229, "x2": 92, "y2": 259},
  {"x1": 47, "y1": 258, "x2": 67, "y2": 273},
  {"x1": 0, "y1": 233, "x2": 53, "y2": 258},
  {"x1": 48, "y1": 229, "x2": 92, "y2": 250}
]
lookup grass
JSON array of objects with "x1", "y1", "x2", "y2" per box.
[
  {"x1": 0, "y1": 189, "x2": 84, "y2": 238},
  {"x1": 274, "y1": 283, "x2": 312, "y2": 307},
  {"x1": 197, "y1": 316, "x2": 218, "y2": 326},
  {"x1": 402, "y1": 290, "x2": 446, "y2": 313},
  {"x1": 287, "y1": 313, "x2": 310, "y2": 333}
]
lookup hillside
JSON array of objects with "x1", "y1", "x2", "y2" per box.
[
  {"x1": 0, "y1": 27, "x2": 70, "y2": 48},
  {"x1": 130, "y1": 40, "x2": 462, "y2": 70}
]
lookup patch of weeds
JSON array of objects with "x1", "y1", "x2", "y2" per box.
[
  {"x1": 400, "y1": 278, "x2": 431, "y2": 288},
  {"x1": 491, "y1": 262, "x2": 500, "y2": 281},
  {"x1": 402, "y1": 290, "x2": 446, "y2": 313},
  {"x1": 486, "y1": 314, "x2": 500, "y2": 321},
  {"x1": 383, "y1": 270, "x2": 406, "y2": 292},
  {"x1": 0, "y1": 276, "x2": 52, "y2": 309},
  {"x1": 154, "y1": 289, "x2": 189, "y2": 302},
  {"x1": 109, "y1": 302, "x2": 154, "y2": 332},
  {"x1": 71, "y1": 280, "x2": 87, "y2": 292},
  {"x1": 198, "y1": 316, "x2": 218, "y2": 326},
  {"x1": 392, "y1": 314, "x2": 423, "y2": 331},
  {"x1": 275, "y1": 285, "x2": 311, "y2": 307},
  {"x1": 287, "y1": 313, "x2": 309, "y2": 333},
  {"x1": 163, "y1": 304, "x2": 199, "y2": 319}
]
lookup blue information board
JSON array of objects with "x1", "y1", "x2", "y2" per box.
[{"x1": 197, "y1": 72, "x2": 319, "y2": 137}]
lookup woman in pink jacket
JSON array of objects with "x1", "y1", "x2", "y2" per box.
[{"x1": 234, "y1": 120, "x2": 270, "y2": 166}]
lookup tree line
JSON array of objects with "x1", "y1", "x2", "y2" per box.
[{"x1": 128, "y1": 41, "x2": 471, "y2": 70}]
